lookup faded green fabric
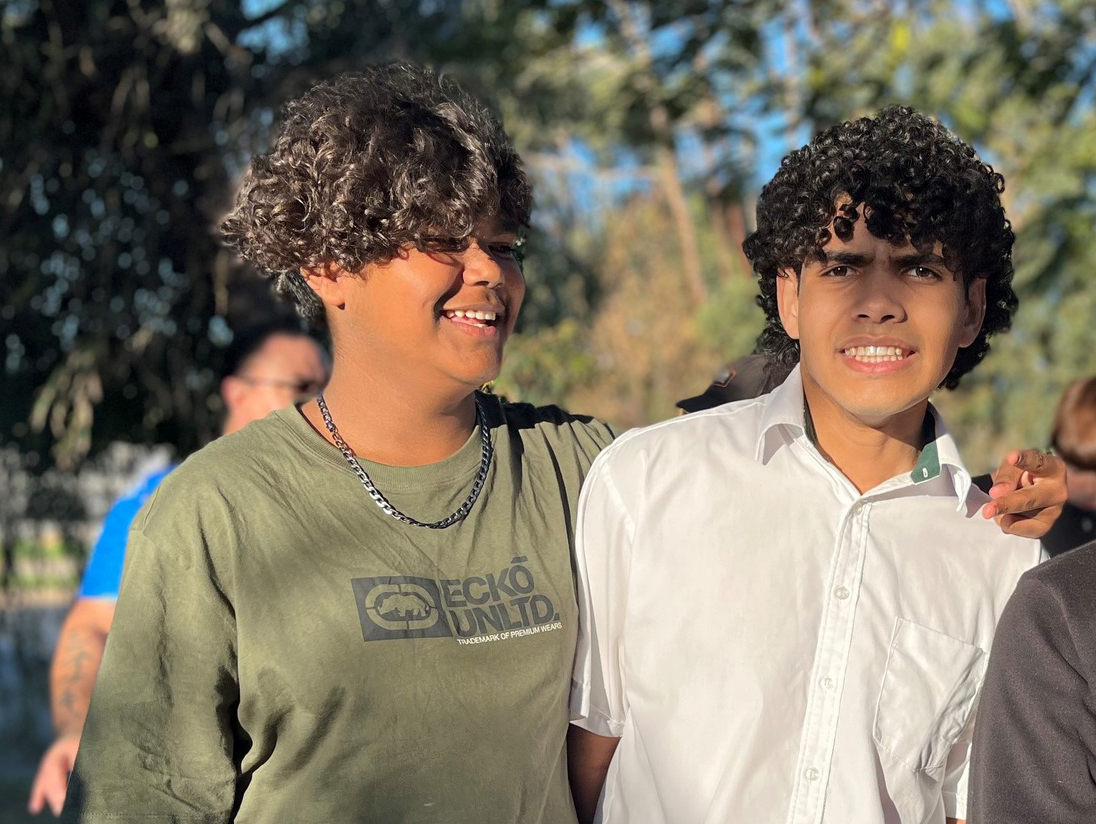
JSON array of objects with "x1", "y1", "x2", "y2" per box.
[{"x1": 64, "y1": 394, "x2": 614, "y2": 824}]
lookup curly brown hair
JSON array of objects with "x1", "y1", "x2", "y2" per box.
[
  {"x1": 744, "y1": 105, "x2": 1016, "y2": 390},
  {"x1": 221, "y1": 62, "x2": 532, "y2": 322}
]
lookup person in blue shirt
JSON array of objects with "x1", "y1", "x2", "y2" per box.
[
  {"x1": 75, "y1": 465, "x2": 175, "y2": 599},
  {"x1": 28, "y1": 320, "x2": 329, "y2": 816}
]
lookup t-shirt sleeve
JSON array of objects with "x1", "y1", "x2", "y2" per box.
[
  {"x1": 968, "y1": 575, "x2": 1096, "y2": 822},
  {"x1": 79, "y1": 468, "x2": 171, "y2": 599},
  {"x1": 570, "y1": 452, "x2": 633, "y2": 738},
  {"x1": 63, "y1": 525, "x2": 240, "y2": 821},
  {"x1": 76, "y1": 505, "x2": 131, "y2": 599}
]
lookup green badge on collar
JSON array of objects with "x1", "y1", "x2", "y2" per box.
[{"x1": 911, "y1": 414, "x2": 941, "y2": 482}]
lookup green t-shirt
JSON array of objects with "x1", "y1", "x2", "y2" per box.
[{"x1": 64, "y1": 395, "x2": 615, "y2": 824}]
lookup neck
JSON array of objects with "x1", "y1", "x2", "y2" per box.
[
  {"x1": 222, "y1": 412, "x2": 247, "y2": 437},
  {"x1": 302, "y1": 365, "x2": 479, "y2": 467},
  {"x1": 803, "y1": 387, "x2": 928, "y2": 495}
]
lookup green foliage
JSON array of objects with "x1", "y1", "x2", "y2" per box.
[
  {"x1": 3, "y1": 0, "x2": 1095, "y2": 473},
  {"x1": 495, "y1": 319, "x2": 600, "y2": 407},
  {"x1": 695, "y1": 275, "x2": 766, "y2": 365}
]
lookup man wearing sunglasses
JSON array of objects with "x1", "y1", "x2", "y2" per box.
[{"x1": 28, "y1": 319, "x2": 330, "y2": 817}]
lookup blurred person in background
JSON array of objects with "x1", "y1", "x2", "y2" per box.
[
  {"x1": 27, "y1": 319, "x2": 329, "y2": 816},
  {"x1": 1040, "y1": 376, "x2": 1096, "y2": 556}
]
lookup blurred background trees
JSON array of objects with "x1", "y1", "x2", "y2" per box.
[{"x1": 3, "y1": 0, "x2": 1095, "y2": 477}]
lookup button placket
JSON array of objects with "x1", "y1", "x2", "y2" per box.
[{"x1": 788, "y1": 500, "x2": 872, "y2": 822}]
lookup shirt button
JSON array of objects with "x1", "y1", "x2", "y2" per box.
[
  {"x1": 821, "y1": 677, "x2": 836, "y2": 691},
  {"x1": 834, "y1": 586, "x2": 850, "y2": 600},
  {"x1": 805, "y1": 767, "x2": 821, "y2": 781}
]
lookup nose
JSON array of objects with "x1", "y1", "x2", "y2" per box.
[
  {"x1": 853, "y1": 271, "x2": 906, "y2": 324},
  {"x1": 461, "y1": 241, "x2": 505, "y2": 289}
]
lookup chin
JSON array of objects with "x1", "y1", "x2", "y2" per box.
[
  {"x1": 462, "y1": 369, "x2": 503, "y2": 391},
  {"x1": 843, "y1": 397, "x2": 927, "y2": 427}
]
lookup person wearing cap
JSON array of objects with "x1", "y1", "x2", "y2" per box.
[{"x1": 674, "y1": 353, "x2": 782, "y2": 413}]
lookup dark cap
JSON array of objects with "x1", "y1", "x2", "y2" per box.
[{"x1": 676, "y1": 354, "x2": 786, "y2": 413}]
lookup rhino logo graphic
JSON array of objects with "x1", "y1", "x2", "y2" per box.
[
  {"x1": 376, "y1": 592, "x2": 432, "y2": 621},
  {"x1": 351, "y1": 576, "x2": 452, "y2": 641}
]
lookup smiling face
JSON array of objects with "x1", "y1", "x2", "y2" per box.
[
  {"x1": 329, "y1": 218, "x2": 525, "y2": 396},
  {"x1": 777, "y1": 214, "x2": 986, "y2": 430}
]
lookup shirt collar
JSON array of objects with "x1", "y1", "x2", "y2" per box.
[{"x1": 755, "y1": 364, "x2": 972, "y2": 507}]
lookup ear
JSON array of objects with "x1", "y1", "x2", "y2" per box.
[
  {"x1": 220, "y1": 375, "x2": 246, "y2": 412},
  {"x1": 775, "y1": 269, "x2": 801, "y2": 340},
  {"x1": 301, "y1": 262, "x2": 351, "y2": 311},
  {"x1": 958, "y1": 277, "x2": 987, "y2": 348}
]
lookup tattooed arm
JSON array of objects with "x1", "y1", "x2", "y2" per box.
[{"x1": 27, "y1": 598, "x2": 115, "y2": 816}]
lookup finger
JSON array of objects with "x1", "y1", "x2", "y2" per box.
[
  {"x1": 27, "y1": 773, "x2": 50, "y2": 815},
  {"x1": 1010, "y1": 449, "x2": 1056, "y2": 476},
  {"x1": 27, "y1": 783, "x2": 44, "y2": 814},
  {"x1": 989, "y1": 488, "x2": 1042, "y2": 517},
  {"x1": 992, "y1": 460, "x2": 1022, "y2": 491},
  {"x1": 987, "y1": 475, "x2": 1034, "y2": 499},
  {"x1": 48, "y1": 783, "x2": 67, "y2": 816},
  {"x1": 996, "y1": 512, "x2": 1050, "y2": 539}
]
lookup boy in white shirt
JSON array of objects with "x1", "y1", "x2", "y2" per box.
[{"x1": 568, "y1": 106, "x2": 1041, "y2": 824}]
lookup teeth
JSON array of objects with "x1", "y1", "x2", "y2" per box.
[
  {"x1": 445, "y1": 309, "x2": 498, "y2": 322},
  {"x1": 843, "y1": 345, "x2": 908, "y2": 362}
]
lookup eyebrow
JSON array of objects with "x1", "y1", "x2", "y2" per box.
[
  {"x1": 819, "y1": 251, "x2": 872, "y2": 265},
  {"x1": 892, "y1": 252, "x2": 947, "y2": 267},
  {"x1": 816, "y1": 251, "x2": 947, "y2": 267}
]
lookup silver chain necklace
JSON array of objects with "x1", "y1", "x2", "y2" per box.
[{"x1": 316, "y1": 394, "x2": 492, "y2": 529}]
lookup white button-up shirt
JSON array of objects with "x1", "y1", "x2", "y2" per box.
[{"x1": 570, "y1": 367, "x2": 1040, "y2": 824}]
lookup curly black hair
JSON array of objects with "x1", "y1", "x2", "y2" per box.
[
  {"x1": 744, "y1": 105, "x2": 1016, "y2": 390},
  {"x1": 221, "y1": 62, "x2": 532, "y2": 322}
]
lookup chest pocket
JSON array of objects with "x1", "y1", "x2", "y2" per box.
[{"x1": 872, "y1": 617, "x2": 986, "y2": 773}]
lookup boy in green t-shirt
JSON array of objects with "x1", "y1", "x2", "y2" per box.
[{"x1": 63, "y1": 62, "x2": 613, "y2": 824}]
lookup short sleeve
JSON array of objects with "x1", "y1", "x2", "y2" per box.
[
  {"x1": 968, "y1": 576, "x2": 1096, "y2": 822},
  {"x1": 569, "y1": 452, "x2": 634, "y2": 738},
  {"x1": 79, "y1": 467, "x2": 172, "y2": 599},
  {"x1": 63, "y1": 526, "x2": 240, "y2": 822}
]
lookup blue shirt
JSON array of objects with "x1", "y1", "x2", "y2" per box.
[{"x1": 79, "y1": 465, "x2": 176, "y2": 599}]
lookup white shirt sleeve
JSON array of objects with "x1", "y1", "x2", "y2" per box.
[{"x1": 569, "y1": 451, "x2": 635, "y2": 738}]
